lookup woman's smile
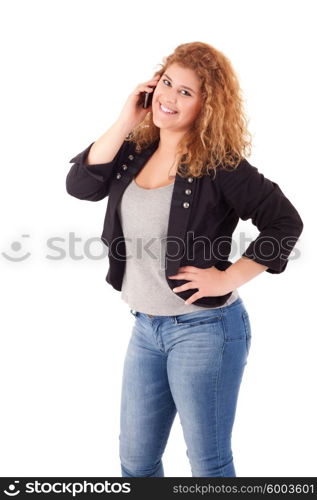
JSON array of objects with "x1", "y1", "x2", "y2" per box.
[{"x1": 159, "y1": 102, "x2": 178, "y2": 115}]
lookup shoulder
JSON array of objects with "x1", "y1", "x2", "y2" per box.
[
  {"x1": 211, "y1": 157, "x2": 261, "y2": 186},
  {"x1": 218, "y1": 157, "x2": 258, "y2": 176}
]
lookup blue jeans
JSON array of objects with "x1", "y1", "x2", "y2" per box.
[{"x1": 119, "y1": 297, "x2": 252, "y2": 477}]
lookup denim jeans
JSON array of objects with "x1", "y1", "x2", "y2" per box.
[{"x1": 119, "y1": 296, "x2": 252, "y2": 477}]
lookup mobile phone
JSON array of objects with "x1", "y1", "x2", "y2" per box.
[{"x1": 142, "y1": 86, "x2": 155, "y2": 109}]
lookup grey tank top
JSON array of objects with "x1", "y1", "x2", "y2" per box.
[{"x1": 117, "y1": 178, "x2": 240, "y2": 316}]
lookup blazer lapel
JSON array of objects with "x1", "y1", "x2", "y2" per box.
[
  {"x1": 165, "y1": 173, "x2": 197, "y2": 277},
  {"x1": 106, "y1": 139, "x2": 160, "y2": 224}
]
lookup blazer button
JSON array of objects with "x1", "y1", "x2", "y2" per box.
[
  {"x1": 185, "y1": 188, "x2": 192, "y2": 195},
  {"x1": 187, "y1": 176, "x2": 194, "y2": 183},
  {"x1": 128, "y1": 154, "x2": 134, "y2": 160},
  {"x1": 183, "y1": 201, "x2": 190, "y2": 208},
  {"x1": 116, "y1": 173, "x2": 122, "y2": 179},
  {"x1": 122, "y1": 164, "x2": 128, "y2": 170}
]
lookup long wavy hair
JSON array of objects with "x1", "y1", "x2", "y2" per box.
[{"x1": 126, "y1": 41, "x2": 252, "y2": 179}]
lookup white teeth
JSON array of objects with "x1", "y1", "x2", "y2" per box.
[{"x1": 160, "y1": 103, "x2": 177, "y2": 114}]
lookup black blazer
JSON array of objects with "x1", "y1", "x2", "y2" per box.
[{"x1": 66, "y1": 137, "x2": 304, "y2": 308}]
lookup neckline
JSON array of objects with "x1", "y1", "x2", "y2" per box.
[{"x1": 133, "y1": 178, "x2": 175, "y2": 190}]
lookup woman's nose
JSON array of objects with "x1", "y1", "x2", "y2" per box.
[{"x1": 162, "y1": 93, "x2": 177, "y2": 105}]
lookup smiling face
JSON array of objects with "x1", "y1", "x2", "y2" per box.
[{"x1": 152, "y1": 63, "x2": 203, "y2": 134}]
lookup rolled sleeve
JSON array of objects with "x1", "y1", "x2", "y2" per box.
[
  {"x1": 66, "y1": 139, "x2": 131, "y2": 201},
  {"x1": 218, "y1": 158, "x2": 304, "y2": 274}
]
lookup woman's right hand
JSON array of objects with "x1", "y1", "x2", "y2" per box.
[{"x1": 117, "y1": 73, "x2": 161, "y2": 132}]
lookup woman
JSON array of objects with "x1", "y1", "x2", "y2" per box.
[{"x1": 66, "y1": 42, "x2": 303, "y2": 477}]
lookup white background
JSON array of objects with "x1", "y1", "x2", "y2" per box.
[{"x1": 0, "y1": 0, "x2": 315, "y2": 477}]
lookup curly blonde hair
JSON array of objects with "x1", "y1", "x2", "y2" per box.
[{"x1": 126, "y1": 41, "x2": 252, "y2": 179}]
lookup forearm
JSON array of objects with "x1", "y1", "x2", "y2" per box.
[
  {"x1": 224, "y1": 256, "x2": 269, "y2": 290},
  {"x1": 86, "y1": 119, "x2": 132, "y2": 165}
]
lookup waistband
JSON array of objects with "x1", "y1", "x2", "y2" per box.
[{"x1": 131, "y1": 296, "x2": 244, "y2": 319}]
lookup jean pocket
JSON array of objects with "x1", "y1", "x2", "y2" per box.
[
  {"x1": 174, "y1": 312, "x2": 222, "y2": 327},
  {"x1": 242, "y1": 310, "x2": 252, "y2": 355}
]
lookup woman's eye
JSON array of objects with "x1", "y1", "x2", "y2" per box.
[{"x1": 162, "y1": 79, "x2": 191, "y2": 96}]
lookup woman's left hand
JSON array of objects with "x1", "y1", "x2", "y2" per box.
[{"x1": 168, "y1": 265, "x2": 233, "y2": 305}]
